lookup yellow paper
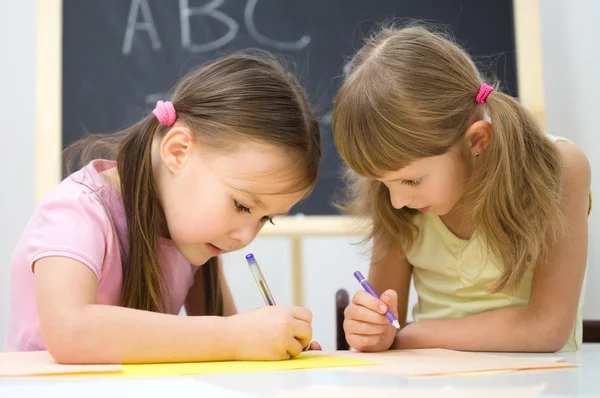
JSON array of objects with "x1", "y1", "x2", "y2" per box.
[
  {"x1": 39, "y1": 354, "x2": 375, "y2": 378},
  {"x1": 117, "y1": 354, "x2": 375, "y2": 378}
]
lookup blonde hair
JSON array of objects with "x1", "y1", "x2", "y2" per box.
[{"x1": 332, "y1": 25, "x2": 563, "y2": 292}]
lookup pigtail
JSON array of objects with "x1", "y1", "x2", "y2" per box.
[
  {"x1": 468, "y1": 90, "x2": 564, "y2": 292},
  {"x1": 117, "y1": 116, "x2": 169, "y2": 312},
  {"x1": 202, "y1": 258, "x2": 223, "y2": 315}
]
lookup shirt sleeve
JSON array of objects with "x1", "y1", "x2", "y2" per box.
[{"x1": 25, "y1": 190, "x2": 109, "y2": 279}]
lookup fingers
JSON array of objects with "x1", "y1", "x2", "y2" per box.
[
  {"x1": 290, "y1": 306, "x2": 312, "y2": 323},
  {"x1": 345, "y1": 302, "x2": 390, "y2": 325},
  {"x1": 346, "y1": 333, "x2": 383, "y2": 352},
  {"x1": 344, "y1": 318, "x2": 389, "y2": 336},
  {"x1": 380, "y1": 289, "x2": 398, "y2": 316},
  {"x1": 352, "y1": 290, "x2": 389, "y2": 315},
  {"x1": 344, "y1": 290, "x2": 399, "y2": 353},
  {"x1": 286, "y1": 337, "x2": 303, "y2": 358},
  {"x1": 291, "y1": 319, "x2": 313, "y2": 348},
  {"x1": 308, "y1": 341, "x2": 322, "y2": 351}
]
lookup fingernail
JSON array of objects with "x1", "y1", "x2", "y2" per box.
[{"x1": 379, "y1": 305, "x2": 387, "y2": 313}]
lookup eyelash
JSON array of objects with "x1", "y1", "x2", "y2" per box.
[
  {"x1": 234, "y1": 200, "x2": 275, "y2": 225},
  {"x1": 401, "y1": 177, "x2": 422, "y2": 186}
]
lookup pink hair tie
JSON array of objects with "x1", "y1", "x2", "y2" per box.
[
  {"x1": 152, "y1": 100, "x2": 177, "y2": 126},
  {"x1": 476, "y1": 84, "x2": 494, "y2": 104}
]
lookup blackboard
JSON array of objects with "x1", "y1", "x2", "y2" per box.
[{"x1": 63, "y1": 0, "x2": 517, "y2": 215}]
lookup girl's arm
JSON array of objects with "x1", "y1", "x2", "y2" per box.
[
  {"x1": 185, "y1": 258, "x2": 237, "y2": 316},
  {"x1": 35, "y1": 256, "x2": 310, "y2": 364},
  {"x1": 393, "y1": 143, "x2": 591, "y2": 352},
  {"x1": 35, "y1": 256, "x2": 235, "y2": 363}
]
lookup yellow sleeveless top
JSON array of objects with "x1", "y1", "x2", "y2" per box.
[{"x1": 406, "y1": 135, "x2": 589, "y2": 352}]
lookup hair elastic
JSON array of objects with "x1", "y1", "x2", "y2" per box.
[
  {"x1": 152, "y1": 100, "x2": 177, "y2": 126},
  {"x1": 476, "y1": 84, "x2": 494, "y2": 104}
]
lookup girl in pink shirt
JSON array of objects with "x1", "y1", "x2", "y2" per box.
[{"x1": 6, "y1": 52, "x2": 322, "y2": 363}]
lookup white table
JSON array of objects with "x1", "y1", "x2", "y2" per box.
[{"x1": 1, "y1": 344, "x2": 599, "y2": 397}]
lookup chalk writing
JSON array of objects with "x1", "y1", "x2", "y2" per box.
[
  {"x1": 123, "y1": 0, "x2": 310, "y2": 55},
  {"x1": 122, "y1": 0, "x2": 161, "y2": 55}
]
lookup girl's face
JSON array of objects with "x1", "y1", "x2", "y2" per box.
[
  {"x1": 378, "y1": 144, "x2": 472, "y2": 216},
  {"x1": 155, "y1": 127, "x2": 309, "y2": 266},
  {"x1": 377, "y1": 120, "x2": 491, "y2": 217}
]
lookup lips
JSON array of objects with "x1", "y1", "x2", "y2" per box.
[
  {"x1": 417, "y1": 206, "x2": 430, "y2": 212},
  {"x1": 205, "y1": 243, "x2": 222, "y2": 256}
]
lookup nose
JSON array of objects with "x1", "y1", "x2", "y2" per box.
[
  {"x1": 228, "y1": 224, "x2": 260, "y2": 250},
  {"x1": 388, "y1": 186, "x2": 411, "y2": 210}
]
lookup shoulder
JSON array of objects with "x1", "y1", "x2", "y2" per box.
[
  {"x1": 14, "y1": 174, "x2": 116, "y2": 278},
  {"x1": 26, "y1": 165, "x2": 115, "y2": 251},
  {"x1": 554, "y1": 141, "x2": 591, "y2": 215},
  {"x1": 37, "y1": 173, "x2": 109, "y2": 226},
  {"x1": 38, "y1": 160, "x2": 121, "y2": 227},
  {"x1": 556, "y1": 141, "x2": 591, "y2": 194}
]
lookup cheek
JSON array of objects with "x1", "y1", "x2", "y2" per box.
[
  {"x1": 161, "y1": 174, "x2": 231, "y2": 243},
  {"x1": 427, "y1": 173, "x2": 465, "y2": 205}
]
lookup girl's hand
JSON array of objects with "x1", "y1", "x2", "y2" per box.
[
  {"x1": 229, "y1": 306, "x2": 313, "y2": 360},
  {"x1": 343, "y1": 289, "x2": 399, "y2": 352}
]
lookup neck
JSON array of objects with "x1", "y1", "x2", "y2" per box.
[{"x1": 440, "y1": 200, "x2": 476, "y2": 240}]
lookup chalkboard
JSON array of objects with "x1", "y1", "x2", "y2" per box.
[{"x1": 63, "y1": 0, "x2": 517, "y2": 215}]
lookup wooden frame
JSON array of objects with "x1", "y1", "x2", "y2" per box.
[
  {"x1": 36, "y1": 0, "x2": 62, "y2": 204},
  {"x1": 36, "y1": 0, "x2": 547, "y2": 307}
]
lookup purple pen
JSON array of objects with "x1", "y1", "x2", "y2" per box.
[{"x1": 353, "y1": 271, "x2": 400, "y2": 329}]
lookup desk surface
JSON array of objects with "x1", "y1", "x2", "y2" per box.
[{"x1": 2, "y1": 344, "x2": 599, "y2": 397}]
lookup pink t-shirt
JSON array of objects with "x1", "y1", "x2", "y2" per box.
[{"x1": 5, "y1": 160, "x2": 200, "y2": 352}]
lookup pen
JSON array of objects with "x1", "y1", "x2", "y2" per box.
[
  {"x1": 246, "y1": 253, "x2": 276, "y2": 306},
  {"x1": 246, "y1": 253, "x2": 312, "y2": 351},
  {"x1": 353, "y1": 270, "x2": 400, "y2": 329}
]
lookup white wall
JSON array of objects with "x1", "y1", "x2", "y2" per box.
[
  {"x1": 0, "y1": 0, "x2": 37, "y2": 348},
  {"x1": 539, "y1": 0, "x2": 600, "y2": 319}
]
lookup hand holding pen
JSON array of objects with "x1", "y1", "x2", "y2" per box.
[
  {"x1": 343, "y1": 270, "x2": 401, "y2": 352},
  {"x1": 245, "y1": 253, "x2": 321, "y2": 354}
]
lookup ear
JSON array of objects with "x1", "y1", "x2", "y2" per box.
[
  {"x1": 464, "y1": 120, "x2": 492, "y2": 157},
  {"x1": 159, "y1": 126, "x2": 196, "y2": 174}
]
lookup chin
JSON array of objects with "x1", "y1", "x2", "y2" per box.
[
  {"x1": 426, "y1": 206, "x2": 444, "y2": 216},
  {"x1": 180, "y1": 249, "x2": 211, "y2": 266},
  {"x1": 432, "y1": 204, "x2": 458, "y2": 216}
]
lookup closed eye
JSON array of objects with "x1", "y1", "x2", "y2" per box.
[
  {"x1": 401, "y1": 177, "x2": 422, "y2": 186},
  {"x1": 234, "y1": 199, "x2": 251, "y2": 214},
  {"x1": 234, "y1": 200, "x2": 275, "y2": 225}
]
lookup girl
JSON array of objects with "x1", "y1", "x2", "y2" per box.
[
  {"x1": 6, "y1": 51, "x2": 322, "y2": 363},
  {"x1": 333, "y1": 25, "x2": 591, "y2": 353}
]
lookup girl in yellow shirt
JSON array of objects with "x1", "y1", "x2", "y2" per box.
[{"x1": 333, "y1": 25, "x2": 591, "y2": 352}]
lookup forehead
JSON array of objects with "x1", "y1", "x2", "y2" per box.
[
  {"x1": 205, "y1": 141, "x2": 309, "y2": 196},
  {"x1": 378, "y1": 151, "x2": 457, "y2": 181}
]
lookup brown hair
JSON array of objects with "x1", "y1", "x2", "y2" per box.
[
  {"x1": 64, "y1": 51, "x2": 321, "y2": 313},
  {"x1": 333, "y1": 24, "x2": 562, "y2": 292}
]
